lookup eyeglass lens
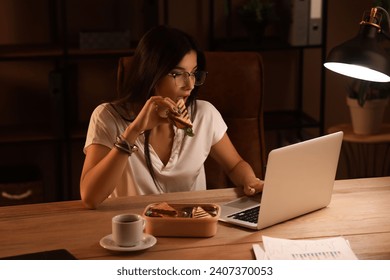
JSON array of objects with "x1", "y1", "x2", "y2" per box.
[{"x1": 172, "y1": 71, "x2": 207, "y2": 87}]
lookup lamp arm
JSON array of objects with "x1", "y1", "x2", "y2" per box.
[{"x1": 375, "y1": 6, "x2": 390, "y2": 32}]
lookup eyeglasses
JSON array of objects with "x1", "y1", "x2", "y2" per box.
[{"x1": 168, "y1": 71, "x2": 207, "y2": 87}]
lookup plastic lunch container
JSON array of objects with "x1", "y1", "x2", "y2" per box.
[{"x1": 142, "y1": 203, "x2": 220, "y2": 237}]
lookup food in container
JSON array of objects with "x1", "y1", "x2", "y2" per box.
[{"x1": 142, "y1": 202, "x2": 220, "y2": 237}]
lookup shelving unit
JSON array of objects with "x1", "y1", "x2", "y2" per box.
[
  {"x1": 209, "y1": 0, "x2": 327, "y2": 145},
  {"x1": 0, "y1": 0, "x2": 158, "y2": 204}
]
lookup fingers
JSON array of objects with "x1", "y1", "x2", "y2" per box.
[
  {"x1": 150, "y1": 97, "x2": 179, "y2": 118},
  {"x1": 246, "y1": 186, "x2": 256, "y2": 195},
  {"x1": 155, "y1": 103, "x2": 170, "y2": 118},
  {"x1": 244, "y1": 178, "x2": 264, "y2": 196},
  {"x1": 244, "y1": 186, "x2": 256, "y2": 196},
  {"x1": 133, "y1": 96, "x2": 180, "y2": 132}
]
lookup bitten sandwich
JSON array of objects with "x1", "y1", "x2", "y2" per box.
[{"x1": 168, "y1": 99, "x2": 194, "y2": 136}]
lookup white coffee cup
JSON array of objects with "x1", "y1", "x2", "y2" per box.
[{"x1": 112, "y1": 213, "x2": 145, "y2": 247}]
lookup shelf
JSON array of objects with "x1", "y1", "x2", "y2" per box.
[
  {"x1": 67, "y1": 48, "x2": 135, "y2": 59},
  {"x1": 0, "y1": 124, "x2": 92, "y2": 143},
  {"x1": 0, "y1": 45, "x2": 63, "y2": 61},
  {"x1": 264, "y1": 110, "x2": 320, "y2": 131},
  {"x1": 212, "y1": 37, "x2": 322, "y2": 52},
  {"x1": 0, "y1": 44, "x2": 135, "y2": 61},
  {"x1": 0, "y1": 125, "x2": 61, "y2": 143}
]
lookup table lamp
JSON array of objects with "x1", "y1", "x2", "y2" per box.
[{"x1": 324, "y1": 6, "x2": 390, "y2": 82}]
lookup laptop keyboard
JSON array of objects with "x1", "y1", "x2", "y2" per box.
[{"x1": 228, "y1": 206, "x2": 260, "y2": 224}]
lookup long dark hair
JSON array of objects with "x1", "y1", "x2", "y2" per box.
[
  {"x1": 115, "y1": 25, "x2": 205, "y2": 112},
  {"x1": 113, "y1": 25, "x2": 206, "y2": 191}
]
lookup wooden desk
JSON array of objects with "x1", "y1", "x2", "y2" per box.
[
  {"x1": 328, "y1": 124, "x2": 390, "y2": 179},
  {"x1": 0, "y1": 177, "x2": 389, "y2": 260}
]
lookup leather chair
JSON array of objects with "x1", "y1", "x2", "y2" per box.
[{"x1": 117, "y1": 51, "x2": 266, "y2": 189}]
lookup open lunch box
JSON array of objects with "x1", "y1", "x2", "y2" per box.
[{"x1": 142, "y1": 202, "x2": 221, "y2": 237}]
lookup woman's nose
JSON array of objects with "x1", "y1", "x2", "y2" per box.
[{"x1": 183, "y1": 76, "x2": 195, "y2": 90}]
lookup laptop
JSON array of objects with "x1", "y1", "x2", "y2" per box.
[{"x1": 219, "y1": 131, "x2": 343, "y2": 230}]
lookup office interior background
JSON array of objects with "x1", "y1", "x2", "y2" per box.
[{"x1": 0, "y1": 0, "x2": 389, "y2": 204}]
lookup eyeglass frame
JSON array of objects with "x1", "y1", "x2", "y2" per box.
[{"x1": 167, "y1": 70, "x2": 208, "y2": 87}]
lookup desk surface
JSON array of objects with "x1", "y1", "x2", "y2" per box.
[
  {"x1": 328, "y1": 123, "x2": 390, "y2": 143},
  {"x1": 0, "y1": 177, "x2": 389, "y2": 260}
]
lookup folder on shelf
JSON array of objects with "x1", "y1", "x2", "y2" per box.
[
  {"x1": 283, "y1": 0, "x2": 310, "y2": 46},
  {"x1": 308, "y1": 0, "x2": 323, "y2": 45},
  {"x1": 281, "y1": 0, "x2": 323, "y2": 46}
]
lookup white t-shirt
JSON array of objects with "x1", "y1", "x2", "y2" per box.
[{"x1": 84, "y1": 100, "x2": 227, "y2": 197}]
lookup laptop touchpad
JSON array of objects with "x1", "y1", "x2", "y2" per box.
[{"x1": 224, "y1": 195, "x2": 261, "y2": 210}]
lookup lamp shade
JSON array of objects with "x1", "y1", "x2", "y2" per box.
[{"x1": 324, "y1": 23, "x2": 390, "y2": 82}]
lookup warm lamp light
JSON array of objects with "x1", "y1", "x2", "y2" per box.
[{"x1": 324, "y1": 6, "x2": 390, "y2": 82}]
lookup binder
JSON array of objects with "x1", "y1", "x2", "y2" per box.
[
  {"x1": 283, "y1": 0, "x2": 310, "y2": 46},
  {"x1": 308, "y1": 0, "x2": 323, "y2": 45}
]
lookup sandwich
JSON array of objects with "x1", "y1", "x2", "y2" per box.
[
  {"x1": 192, "y1": 206, "x2": 212, "y2": 218},
  {"x1": 168, "y1": 98, "x2": 194, "y2": 136},
  {"x1": 148, "y1": 202, "x2": 178, "y2": 217}
]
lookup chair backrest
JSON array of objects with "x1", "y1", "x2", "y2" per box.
[{"x1": 117, "y1": 51, "x2": 266, "y2": 189}]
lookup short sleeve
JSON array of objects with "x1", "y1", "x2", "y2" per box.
[
  {"x1": 195, "y1": 100, "x2": 227, "y2": 147},
  {"x1": 84, "y1": 104, "x2": 127, "y2": 153}
]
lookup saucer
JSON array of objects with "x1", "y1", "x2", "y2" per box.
[{"x1": 99, "y1": 233, "x2": 157, "y2": 252}]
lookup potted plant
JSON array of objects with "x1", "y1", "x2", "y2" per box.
[
  {"x1": 237, "y1": 0, "x2": 275, "y2": 42},
  {"x1": 347, "y1": 79, "x2": 390, "y2": 134}
]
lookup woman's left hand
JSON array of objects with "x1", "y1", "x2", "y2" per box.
[{"x1": 243, "y1": 178, "x2": 264, "y2": 196}]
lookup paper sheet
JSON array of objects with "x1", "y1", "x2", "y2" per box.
[
  {"x1": 252, "y1": 244, "x2": 267, "y2": 260},
  {"x1": 253, "y1": 236, "x2": 358, "y2": 260}
]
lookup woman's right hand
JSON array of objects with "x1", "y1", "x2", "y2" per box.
[{"x1": 130, "y1": 96, "x2": 179, "y2": 134}]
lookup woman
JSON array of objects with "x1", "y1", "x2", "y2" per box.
[{"x1": 80, "y1": 26, "x2": 263, "y2": 209}]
